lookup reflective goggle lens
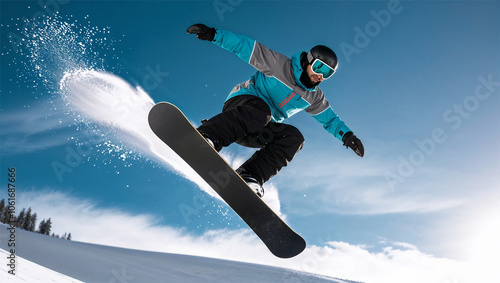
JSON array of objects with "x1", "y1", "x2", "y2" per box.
[{"x1": 311, "y1": 59, "x2": 335, "y2": 79}]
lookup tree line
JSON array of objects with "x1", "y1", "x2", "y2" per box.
[{"x1": 0, "y1": 198, "x2": 72, "y2": 240}]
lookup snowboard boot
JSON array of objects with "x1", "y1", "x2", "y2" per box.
[
  {"x1": 199, "y1": 119, "x2": 222, "y2": 152},
  {"x1": 201, "y1": 133, "x2": 220, "y2": 151},
  {"x1": 236, "y1": 168, "x2": 264, "y2": 198}
]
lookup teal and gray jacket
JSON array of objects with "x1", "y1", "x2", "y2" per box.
[{"x1": 212, "y1": 28, "x2": 352, "y2": 142}]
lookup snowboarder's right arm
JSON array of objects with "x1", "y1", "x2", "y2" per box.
[{"x1": 187, "y1": 24, "x2": 287, "y2": 77}]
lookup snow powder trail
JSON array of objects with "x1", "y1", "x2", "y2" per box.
[{"x1": 12, "y1": 14, "x2": 283, "y2": 214}]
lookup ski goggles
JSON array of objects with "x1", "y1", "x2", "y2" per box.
[{"x1": 310, "y1": 59, "x2": 336, "y2": 79}]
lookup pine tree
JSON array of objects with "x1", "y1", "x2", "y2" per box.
[
  {"x1": 23, "y1": 208, "x2": 32, "y2": 231},
  {"x1": 38, "y1": 219, "x2": 46, "y2": 234},
  {"x1": 44, "y1": 218, "x2": 52, "y2": 235},
  {"x1": 0, "y1": 200, "x2": 7, "y2": 224},
  {"x1": 0, "y1": 199, "x2": 8, "y2": 224},
  {"x1": 67, "y1": 233, "x2": 72, "y2": 241},
  {"x1": 16, "y1": 208, "x2": 26, "y2": 228},
  {"x1": 1, "y1": 209, "x2": 9, "y2": 224},
  {"x1": 29, "y1": 213, "x2": 37, "y2": 232},
  {"x1": 0, "y1": 199, "x2": 5, "y2": 221}
]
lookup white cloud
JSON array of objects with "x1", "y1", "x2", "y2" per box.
[
  {"x1": 277, "y1": 149, "x2": 467, "y2": 215},
  {"x1": 17, "y1": 190, "x2": 499, "y2": 283},
  {"x1": 438, "y1": 189, "x2": 500, "y2": 263},
  {"x1": 0, "y1": 103, "x2": 73, "y2": 154}
]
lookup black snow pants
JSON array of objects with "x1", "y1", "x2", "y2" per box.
[{"x1": 197, "y1": 95, "x2": 305, "y2": 185}]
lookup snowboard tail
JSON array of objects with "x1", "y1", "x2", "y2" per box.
[{"x1": 148, "y1": 102, "x2": 306, "y2": 258}]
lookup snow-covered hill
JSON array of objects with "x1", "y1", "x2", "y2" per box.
[
  {"x1": 0, "y1": 224, "x2": 359, "y2": 282},
  {"x1": 0, "y1": 248, "x2": 83, "y2": 282}
]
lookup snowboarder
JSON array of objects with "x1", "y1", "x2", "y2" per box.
[{"x1": 187, "y1": 24, "x2": 364, "y2": 197}]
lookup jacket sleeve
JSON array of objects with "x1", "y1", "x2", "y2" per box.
[
  {"x1": 212, "y1": 28, "x2": 288, "y2": 76},
  {"x1": 313, "y1": 108, "x2": 352, "y2": 142},
  {"x1": 305, "y1": 92, "x2": 352, "y2": 142}
]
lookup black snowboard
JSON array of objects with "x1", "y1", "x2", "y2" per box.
[{"x1": 148, "y1": 102, "x2": 306, "y2": 258}]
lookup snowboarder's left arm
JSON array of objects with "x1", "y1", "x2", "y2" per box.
[{"x1": 306, "y1": 94, "x2": 364, "y2": 157}]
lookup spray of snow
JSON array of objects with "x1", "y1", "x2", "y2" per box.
[
  {"x1": 58, "y1": 69, "x2": 210, "y2": 191},
  {"x1": 58, "y1": 69, "x2": 282, "y2": 215},
  {"x1": 12, "y1": 13, "x2": 282, "y2": 215}
]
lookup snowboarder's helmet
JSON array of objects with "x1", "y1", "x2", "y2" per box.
[{"x1": 307, "y1": 45, "x2": 338, "y2": 79}]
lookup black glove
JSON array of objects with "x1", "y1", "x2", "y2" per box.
[
  {"x1": 187, "y1": 24, "x2": 216, "y2": 41},
  {"x1": 342, "y1": 132, "x2": 364, "y2": 157}
]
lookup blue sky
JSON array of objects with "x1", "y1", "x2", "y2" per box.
[{"x1": 1, "y1": 1, "x2": 499, "y2": 282}]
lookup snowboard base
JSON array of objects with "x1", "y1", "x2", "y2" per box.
[{"x1": 148, "y1": 102, "x2": 306, "y2": 258}]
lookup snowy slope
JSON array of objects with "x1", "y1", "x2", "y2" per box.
[
  {"x1": 0, "y1": 249, "x2": 83, "y2": 282},
  {"x1": 0, "y1": 224, "x2": 358, "y2": 283}
]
